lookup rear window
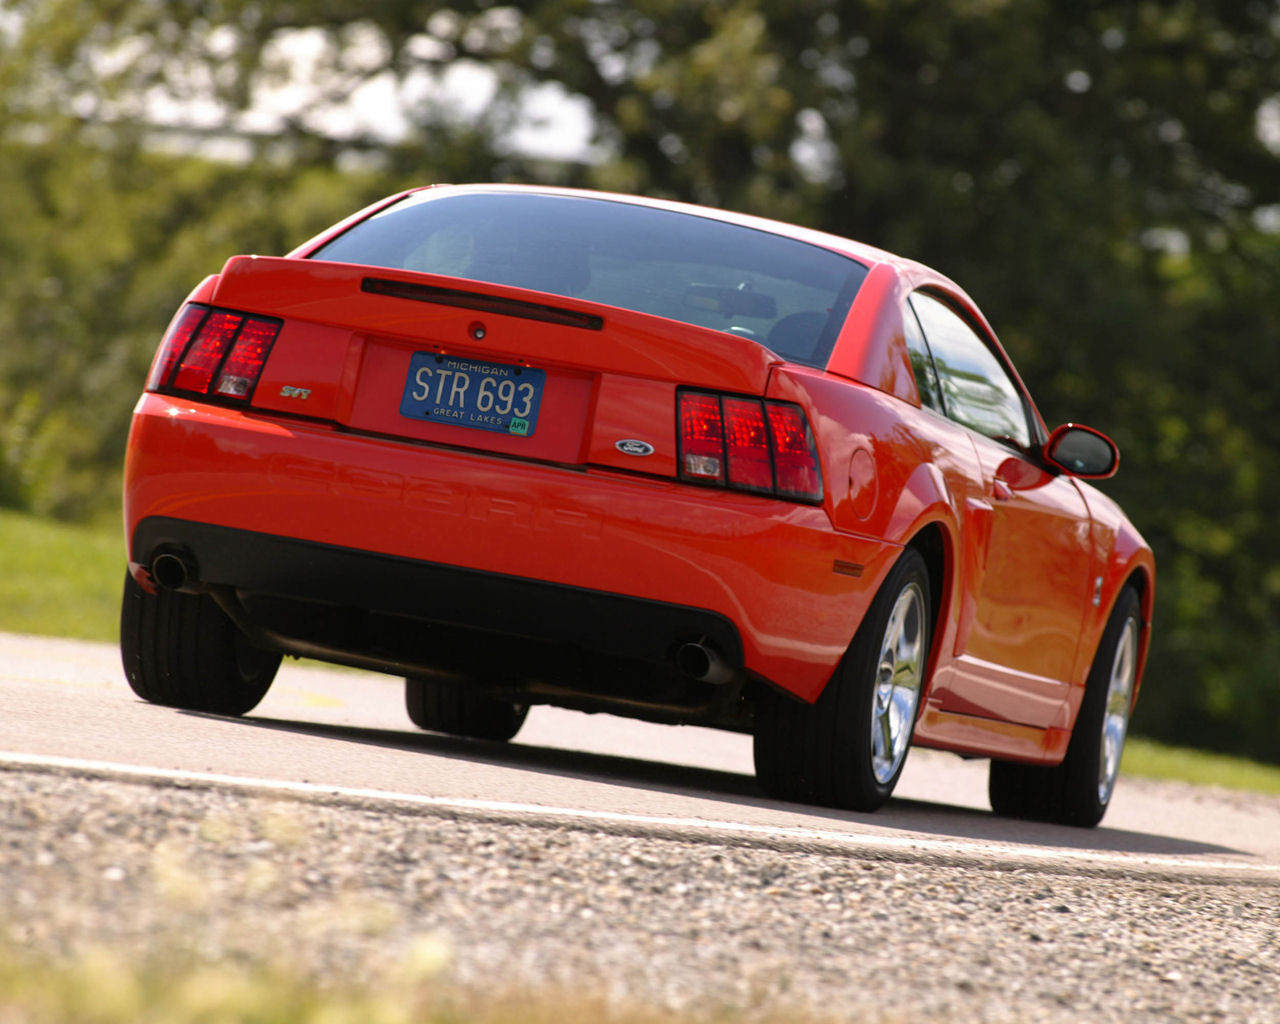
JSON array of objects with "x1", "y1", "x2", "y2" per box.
[{"x1": 309, "y1": 191, "x2": 868, "y2": 369}]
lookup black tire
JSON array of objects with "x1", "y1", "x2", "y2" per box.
[
  {"x1": 754, "y1": 548, "x2": 932, "y2": 812},
  {"x1": 120, "y1": 572, "x2": 281, "y2": 716},
  {"x1": 405, "y1": 677, "x2": 529, "y2": 742},
  {"x1": 989, "y1": 587, "x2": 1142, "y2": 828}
]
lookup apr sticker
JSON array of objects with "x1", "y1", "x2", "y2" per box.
[{"x1": 615, "y1": 439, "x2": 655, "y2": 457}]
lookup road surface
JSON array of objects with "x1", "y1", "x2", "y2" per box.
[{"x1": 2, "y1": 630, "x2": 1277, "y2": 882}]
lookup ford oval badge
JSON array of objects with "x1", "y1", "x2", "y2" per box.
[{"x1": 616, "y1": 439, "x2": 655, "y2": 457}]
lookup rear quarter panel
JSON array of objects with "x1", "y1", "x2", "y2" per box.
[{"x1": 766, "y1": 365, "x2": 984, "y2": 703}]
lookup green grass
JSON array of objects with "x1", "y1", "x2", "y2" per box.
[
  {"x1": 2, "y1": 507, "x2": 1279, "y2": 797},
  {"x1": 1121, "y1": 736, "x2": 1280, "y2": 795},
  {"x1": 0, "y1": 508, "x2": 123, "y2": 641}
]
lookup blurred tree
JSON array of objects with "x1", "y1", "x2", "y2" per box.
[
  {"x1": 1, "y1": 0, "x2": 1278, "y2": 757},
  {"x1": 0, "y1": 0, "x2": 527, "y2": 516},
  {"x1": 0, "y1": 135, "x2": 402, "y2": 516}
]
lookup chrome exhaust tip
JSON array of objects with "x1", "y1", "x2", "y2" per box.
[
  {"x1": 675, "y1": 641, "x2": 735, "y2": 686},
  {"x1": 150, "y1": 551, "x2": 196, "y2": 591}
]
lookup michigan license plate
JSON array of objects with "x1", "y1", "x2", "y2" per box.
[{"x1": 399, "y1": 353, "x2": 545, "y2": 436}]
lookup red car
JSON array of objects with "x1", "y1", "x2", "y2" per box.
[{"x1": 121, "y1": 184, "x2": 1154, "y2": 827}]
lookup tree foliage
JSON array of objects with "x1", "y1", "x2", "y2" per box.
[{"x1": 2, "y1": 0, "x2": 1279, "y2": 758}]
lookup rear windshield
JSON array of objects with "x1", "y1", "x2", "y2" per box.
[{"x1": 309, "y1": 191, "x2": 868, "y2": 369}]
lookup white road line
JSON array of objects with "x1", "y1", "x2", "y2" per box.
[{"x1": 3, "y1": 750, "x2": 1277, "y2": 884}]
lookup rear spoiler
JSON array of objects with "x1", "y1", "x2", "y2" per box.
[{"x1": 210, "y1": 256, "x2": 782, "y2": 393}]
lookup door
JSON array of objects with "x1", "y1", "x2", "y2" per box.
[{"x1": 908, "y1": 291, "x2": 1092, "y2": 727}]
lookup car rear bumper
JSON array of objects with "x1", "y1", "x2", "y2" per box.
[
  {"x1": 130, "y1": 515, "x2": 742, "y2": 669},
  {"x1": 124, "y1": 394, "x2": 900, "y2": 702}
]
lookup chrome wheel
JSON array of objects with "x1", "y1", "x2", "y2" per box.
[
  {"x1": 1098, "y1": 614, "x2": 1138, "y2": 804},
  {"x1": 754, "y1": 547, "x2": 932, "y2": 811},
  {"x1": 870, "y1": 581, "x2": 927, "y2": 785},
  {"x1": 988, "y1": 587, "x2": 1142, "y2": 828}
]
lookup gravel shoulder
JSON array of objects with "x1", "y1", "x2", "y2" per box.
[{"x1": 3, "y1": 764, "x2": 1277, "y2": 1024}]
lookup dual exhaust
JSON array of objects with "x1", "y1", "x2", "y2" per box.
[
  {"x1": 674, "y1": 640, "x2": 736, "y2": 686},
  {"x1": 149, "y1": 551, "x2": 197, "y2": 592},
  {"x1": 148, "y1": 548, "x2": 737, "y2": 686}
]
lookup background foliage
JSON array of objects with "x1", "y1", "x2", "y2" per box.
[{"x1": 2, "y1": 0, "x2": 1278, "y2": 760}]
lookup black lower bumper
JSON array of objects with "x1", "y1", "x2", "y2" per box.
[{"x1": 130, "y1": 517, "x2": 749, "y2": 726}]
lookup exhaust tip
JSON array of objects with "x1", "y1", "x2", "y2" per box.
[
  {"x1": 675, "y1": 641, "x2": 735, "y2": 686},
  {"x1": 151, "y1": 551, "x2": 196, "y2": 591}
]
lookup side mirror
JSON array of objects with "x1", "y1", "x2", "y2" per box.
[{"x1": 1044, "y1": 424, "x2": 1119, "y2": 479}]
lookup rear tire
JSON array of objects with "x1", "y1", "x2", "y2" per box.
[
  {"x1": 754, "y1": 548, "x2": 932, "y2": 812},
  {"x1": 989, "y1": 587, "x2": 1141, "y2": 828},
  {"x1": 405, "y1": 677, "x2": 529, "y2": 742},
  {"x1": 120, "y1": 572, "x2": 280, "y2": 716}
]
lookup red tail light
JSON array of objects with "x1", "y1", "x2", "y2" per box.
[
  {"x1": 767, "y1": 403, "x2": 824, "y2": 499},
  {"x1": 678, "y1": 390, "x2": 823, "y2": 503},
  {"x1": 722, "y1": 396, "x2": 772, "y2": 492},
  {"x1": 147, "y1": 303, "x2": 281, "y2": 402},
  {"x1": 679, "y1": 391, "x2": 726, "y2": 483},
  {"x1": 146, "y1": 304, "x2": 204, "y2": 392},
  {"x1": 214, "y1": 317, "x2": 278, "y2": 398},
  {"x1": 172, "y1": 310, "x2": 241, "y2": 394}
]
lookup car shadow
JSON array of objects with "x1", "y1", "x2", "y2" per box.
[{"x1": 206, "y1": 711, "x2": 1249, "y2": 861}]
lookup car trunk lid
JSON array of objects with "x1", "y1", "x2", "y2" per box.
[{"x1": 210, "y1": 256, "x2": 781, "y2": 473}]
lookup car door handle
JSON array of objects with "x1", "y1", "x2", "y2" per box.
[{"x1": 992, "y1": 478, "x2": 1013, "y2": 501}]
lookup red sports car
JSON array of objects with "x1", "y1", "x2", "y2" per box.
[{"x1": 121, "y1": 184, "x2": 1154, "y2": 827}]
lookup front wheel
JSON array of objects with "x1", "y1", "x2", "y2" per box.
[
  {"x1": 120, "y1": 572, "x2": 280, "y2": 716},
  {"x1": 989, "y1": 587, "x2": 1142, "y2": 828},
  {"x1": 754, "y1": 548, "x2": 932, "y2": 812}
]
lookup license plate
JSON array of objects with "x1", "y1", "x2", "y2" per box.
[{"x1": 399, "y1": 353, "x2": 545, "y2": 436}]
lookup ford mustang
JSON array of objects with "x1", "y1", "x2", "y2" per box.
[{"x1": 121, "y1": 184, "x2": 1154, "y2": 827}]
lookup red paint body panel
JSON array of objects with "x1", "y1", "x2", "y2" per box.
[
  {"x1": 825, "y1": 263, "x2": 920, "y2": 404},
  {"x1": 212, "y1": 256, "x2": 780, "y2": 395},
  {"x1": 124, "y1": 393, "x2": 895, "y2": 700},
  {"x1": 124, "y1": 183, "x2": 1155, "y2": 770}
]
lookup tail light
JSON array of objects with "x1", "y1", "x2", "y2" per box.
[
  {"x1": 767, "y1": 403, "x2": 824, "y2": 499},
  {"x1": 678, "y1": 392, "x2": 726, "y2": 483},
  {"x1": 146, "y1": 303, "x2": 281, "y2": 402},
  {"x1": 678, "y1": 389, "x2": 823, "y2": 503}
]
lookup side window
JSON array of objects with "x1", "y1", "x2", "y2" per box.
[
  {"x1": 902, "y1": 303, "x2": 944, "y2": 413},
  {"x1": 908, "y1": 291, "x2": 1031, "y2": 449}
]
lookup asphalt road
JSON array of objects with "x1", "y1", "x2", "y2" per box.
[{"x1": 2, "y1": 630, "x2": 1277, "y2": 883}]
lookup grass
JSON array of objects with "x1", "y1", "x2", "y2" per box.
[
  {"x1": 0, "y1": 508, "x2": 123, "y2": 642},
  {"x1": 2, "y1": 507, "x2": 1279, "y2": 797},
  {"x1": 1121, "y1": 736, "x2": 1280, "y2": 795}
]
